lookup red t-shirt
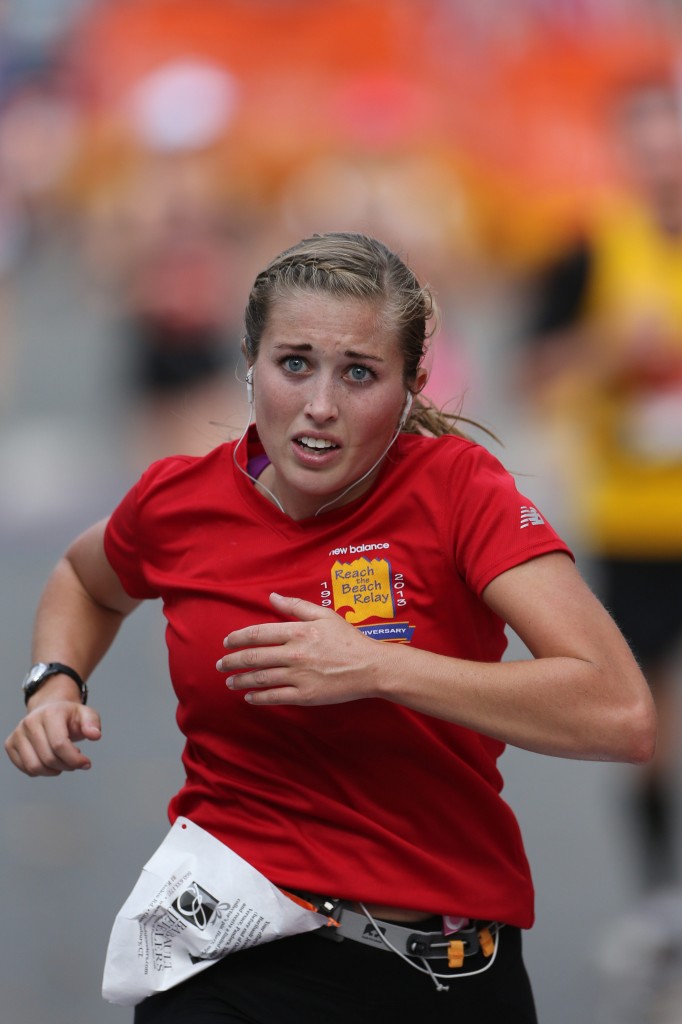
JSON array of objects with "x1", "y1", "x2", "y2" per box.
[{"x1": 104, "y1": 427, "x2": 572, "y2": 928}]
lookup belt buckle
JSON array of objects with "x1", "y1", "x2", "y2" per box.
[
  {"x1": 407, "y1": 921, "x2": 480, "y2": 959},
  {"x1": 457, "y1": 924, "x2": 481, "y2": 956}
]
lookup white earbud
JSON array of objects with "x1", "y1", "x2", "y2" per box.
[
  {"x1": 245, "y1": 370, "x2": 254, "y2": 404},
  {"x1": 399, "y1": 391, "x2": 413, "y2": 428}
]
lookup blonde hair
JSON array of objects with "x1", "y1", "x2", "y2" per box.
[{"x1": 243, "y1": 231, "x2": 472, "y2": 438}]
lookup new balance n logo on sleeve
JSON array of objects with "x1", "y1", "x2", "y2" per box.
[{"x1": 520, "y1": 506, "x2": 545, "y2": 528}]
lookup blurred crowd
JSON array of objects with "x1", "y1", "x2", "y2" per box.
[
  {"x1": 1, "y1": 0, "x2": 681, "y2": 447},
  {"x1": 3, "y1": 1, "x2": 682, "y2": 1019}
]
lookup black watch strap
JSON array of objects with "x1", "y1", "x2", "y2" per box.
[{"x1": 23, "y1": 662, "x2": 88, "y2": 706}]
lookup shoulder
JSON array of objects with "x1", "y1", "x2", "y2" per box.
[
  {"x1": 397, "y1": 437, "x2": 573, "y2": 594},
  {"x1": 105, "y1": 444, "x2": 236, "y2": 584},
  {"x1": 398, "y1": 431, "x2": 477, "y2": 456},
  {"x1": 131, "y1": 445, "x2": 233, "y2": 504},
  {"x1": 397, "y1": 432, "x2": 508, "y2": 479},
  {"x1": 392, "y1": 433, "x2": 529, "y2": 520}
]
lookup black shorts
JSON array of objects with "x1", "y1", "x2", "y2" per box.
[
  {"x1": 592, "y1": 556, "x2": 682, "y2": 670},
  {"x1": 133, "y1": 924, "x2": 536, "y2": 1024}
]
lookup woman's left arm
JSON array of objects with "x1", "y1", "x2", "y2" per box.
[
  {"x1": 384, "y1": 551, "x2": 656, "y2": 763},
  {"x1": 218, "y1": 553, "x2": 656, "y2": 764}
]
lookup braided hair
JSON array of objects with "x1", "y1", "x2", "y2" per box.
[{"x1": 243, "y1": 232, "x2": 477, "y2": 439}]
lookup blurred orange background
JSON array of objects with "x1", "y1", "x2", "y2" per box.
[{"x1": 60, "y1": 0, "x2": 679, "y2": 268}]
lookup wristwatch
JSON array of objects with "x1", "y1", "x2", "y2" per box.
[{"x1": 22, "y1": 662, "x2": 88, "y2": 706}]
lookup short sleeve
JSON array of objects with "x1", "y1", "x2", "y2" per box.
[
  {"x1": 103, "y1": 473, "x2": 161, "y2": 599},
  {"x1": 103, "y1": 455, "x2": 197, "y2": 599},
  {"x1": 449, "y1": 444, "x2": 573, "y2": 596}
]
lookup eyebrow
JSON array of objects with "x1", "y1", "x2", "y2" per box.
[{"x1": 273, "y1": 343, "x2": 385, "y2": 363}]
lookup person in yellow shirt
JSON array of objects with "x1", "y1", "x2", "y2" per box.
[{"x1": 524, "y1": 75, "x2": 682, "y2": 891}]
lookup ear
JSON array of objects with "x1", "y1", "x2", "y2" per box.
[
  {"x1": 413, "y1": 367, "x2": 428, "y2": 395},
  {"x1": 240, "y1": 338, "x2": 254, "y2": 381}
]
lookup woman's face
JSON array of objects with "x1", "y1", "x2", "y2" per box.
[{"x1": 250, "y1": 290, "x2": 423, "y2": 520}]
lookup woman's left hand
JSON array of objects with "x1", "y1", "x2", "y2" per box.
[{"x1": 217, "y1": 592, "x2": 386, "y2": 706}]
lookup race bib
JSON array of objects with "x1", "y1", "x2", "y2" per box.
[{"x1": 102, "y1": 817, "x2": 329, "y2": 1006}]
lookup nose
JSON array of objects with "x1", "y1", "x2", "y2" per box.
[{"x1": 304, "y1": 376, "x2": 339, "y2": 423}]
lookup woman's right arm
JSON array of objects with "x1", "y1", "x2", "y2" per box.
[{"x1": 5, "y1": 518, "x2": 141, "y2": 777}]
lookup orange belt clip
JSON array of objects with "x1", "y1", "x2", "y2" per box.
[
  {"x1": 280, "y1": 888, "x2": 341, "y2": 927},
  {"x1": 447, "y1": 939, "x2": 465, "y2": 968},
  {"x1": 448, "y1": 926, "x2": 495, "y2": 967},
  {"x1": 479, "y1": 926, "x2": 495, "y2": 957}
]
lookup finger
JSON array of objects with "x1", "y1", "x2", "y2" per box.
[
  {"x1": 226, "y1": 665, "x2": 286, "y2": 691},
  {"x1": 221, "y1": 596, "x2": 336, "y2": 653},
  {"x1": 80, "y1": 720, "x2": 103, "y2": 741},
  {"x1": 6, "y1": 726, "x2": 76, "y2": 776},
  {"x1": 48, "y1": 706, "x2": 103, "y2": 769},
  {"x1": 244, "y1": 685, "x2": 302, "y2": 706},
  {"x1": 35, "y1": 720, "x2": 93, "y2": 773},
  {"x1": 269, "y1": 592, "x2": 337, "y2": 621},
  {"x1": 218, "y1": 641, "x2": 293, "y2": 674},
  {"x1": 4, "y1": 733, "x2": 60, "y2": 776},
  {"x1": 45, "y1": 704, "x2": 100, "y2": 750},
  {"x1": 66, "y1": 706, "x2": 102, "y2": 743},
  {"x1": 222, "y1": 621, "x2": 294, "y2": 652},
  {"x1": 22, "y1": 705, "x2": 101, "y2": 775}
]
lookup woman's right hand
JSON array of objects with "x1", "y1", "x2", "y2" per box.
[
  {"x1": 5, "y1": 517, "x2": 140, "y2": 778},
  {"x1": 5, "y1": 700, "x2": 102, "y2": 776}
]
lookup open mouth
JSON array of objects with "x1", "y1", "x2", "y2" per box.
[{"x1": 296, "y1": 436, "x2": 339, "y2": 452}]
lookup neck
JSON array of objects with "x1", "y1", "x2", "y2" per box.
[{"x1": 234, "y1": 419, "x2": 404, "y2": 520}]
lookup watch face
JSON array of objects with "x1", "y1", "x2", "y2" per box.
[{"x1": 23, "y1": 663, "x2": 49, "y2": 688}]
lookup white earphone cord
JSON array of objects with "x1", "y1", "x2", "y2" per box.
[
  {"x1": 232, "y1": 404, "x2": 287, "y2": 514},
  {"x1": 312, "y1": 418, "x2": 404, "y2": 516},
  {"x1": 233, "y1": 391, "x2": 412, "y2": 518},
  {"x1": 357, "y1": 902, "x2": 501, "y2": 993}
]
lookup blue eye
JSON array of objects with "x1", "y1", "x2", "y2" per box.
[
  {"x1": 283, "y1": 356, "x2": 306, "y2": 373},
  {"x1": 348, "y1": 365, "x2": 372, "y2": 382}
]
